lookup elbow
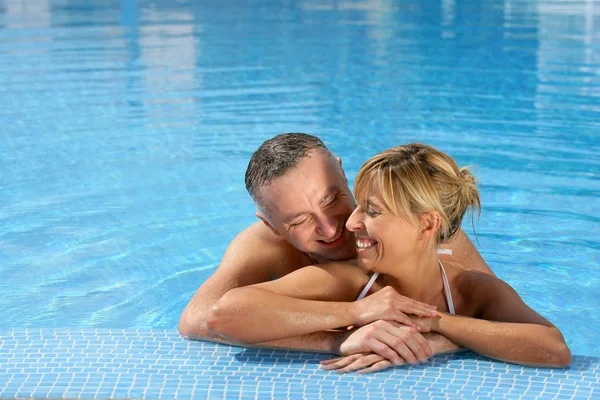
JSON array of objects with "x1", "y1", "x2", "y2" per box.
[
  {"x1": 178, "y1": 306, "x2": 213, "y2": 341},
  {"x1": 206, "y1": 289, "x2": 246, "y2": 342},
  {"x1": 539, "y1": 330, "x2": 572, "y2": 368},
  {"x1": 550, "y1": 342, "x2": 572, "y2": 368},
  {"x1": 177, "y1": 313, "x2": 197, "y2": 340},
  {"x1": 205, "y1": 303, "x2": 227, "y2": 338}
]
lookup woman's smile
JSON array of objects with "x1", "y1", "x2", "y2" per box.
[{"x1": 356, "y1": 236, "x2": 377, "y2": 252}]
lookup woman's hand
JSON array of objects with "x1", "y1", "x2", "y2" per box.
[
  {"x1": 321, "y1": 353, "x2": 392, "y2": 374},
  {"x1": 352, "y1": 286, "x2": 438, "y2": 328},
  {"x1": 408, "y1": 314, "x2": 441, "y2": 333},
  {"x1": 335, "y1": 320, "x2": 432, "y2": 366}
]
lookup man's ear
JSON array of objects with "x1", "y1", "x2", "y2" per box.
[
  {"x1": 419, "y1": 212, "x2": 441, "y2": 239},
  {"x1": 256, "y1": 212, "x2": 282, "y2": 236},
  {"x1": 337, "y1": 156, "x2": 347, "y2": 180}
]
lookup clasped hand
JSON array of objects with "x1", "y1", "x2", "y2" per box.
[
  {"x1": 326, "y1": 287, "x2": 440, "y2": 374},
  {"x1": 352, "y1": 286, "x2": 438, "y2": 328}
]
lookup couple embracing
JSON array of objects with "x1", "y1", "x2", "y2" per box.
[{"x1": 179, "y1": 133, "x2": 571, "y2": 372}]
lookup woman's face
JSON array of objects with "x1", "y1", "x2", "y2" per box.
[{"x1": 346, "y1": 193, "x2": 421, "y2": 273}]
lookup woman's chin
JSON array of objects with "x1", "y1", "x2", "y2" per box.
[{"x1": 357, "y1": 257, "x2": 376, "y2": 272}]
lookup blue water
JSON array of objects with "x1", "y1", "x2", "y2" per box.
[{"x1": 0, "y1": 0, "x2": 598, "y2": 357}]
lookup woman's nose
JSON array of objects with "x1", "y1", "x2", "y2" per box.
[{"x1": 346, "y1": 206, "x2": 364, "y2": 232}]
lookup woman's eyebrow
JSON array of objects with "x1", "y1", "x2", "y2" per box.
[{"x1": 366, "y1": 198, "x2": 382, "y2": 208}]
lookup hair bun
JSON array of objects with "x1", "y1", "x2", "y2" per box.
[{"x1": 460, "y1": 167, "x2": 476, "y2": 186}]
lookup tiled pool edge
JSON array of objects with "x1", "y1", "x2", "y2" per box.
[{"x1": 0, "y1": 329, "x2": 597, "y2": 399}]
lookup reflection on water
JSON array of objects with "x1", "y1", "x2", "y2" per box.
[{"x1": 0, "y1": 0, "x2": 598, "y2": 357}]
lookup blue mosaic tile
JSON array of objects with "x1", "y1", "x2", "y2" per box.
[{"x1": 0, "y1": 329, "x2": 598, "y2": 399}]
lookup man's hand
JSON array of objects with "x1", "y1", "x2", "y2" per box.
[
  {"x1": 352, "y1": 286, "x2": 438, "y2": 328},
  {"x1": 334, "y1": 320, "x2": 433, "y2": 366}
]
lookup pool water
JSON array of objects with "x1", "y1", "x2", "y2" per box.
[{"x1": 0, "y1": 0, "x2": 598, "y2": 361}]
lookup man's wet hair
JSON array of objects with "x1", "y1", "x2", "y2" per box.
[{"x1": 245, "y1": 133, "x2": 335, "y2": 209}]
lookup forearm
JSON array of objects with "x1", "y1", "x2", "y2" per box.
[
  {"x1": 256, "y1": 330, "x2": 344, "y2": 353},
  {"x1": 180, "y1": 297, "x2": 345, "y2": 353},
  {"x1": 434, "y1": 313, "x2": 572, "y2": 367},
  {"x1": 423, "y1": 332, "x2": 463, "y2": 355},
  {"x1": 185, "y1": 329, "x2": 342, "y2": 355},
  {"x1": 208, "y1": 287, "x2": 356, "y2": 343}
]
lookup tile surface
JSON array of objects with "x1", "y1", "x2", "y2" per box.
[{"x1": 0, "y1": 329, "x2": 598, "y2": 399}]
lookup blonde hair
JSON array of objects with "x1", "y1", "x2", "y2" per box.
[{"x1": 354, "y1": 143, "x2": 481, "y2": 244}]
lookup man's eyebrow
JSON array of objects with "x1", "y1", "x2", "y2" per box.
[
  {"x1": 283, "y1": 186, "x2": 341, "y2": 225},
  {"x1": 283, "y1": 212, "x2": 308, "y2": 225},
  {"x1": 319, "y1": 185, "x2": 341, "y2": 205}
]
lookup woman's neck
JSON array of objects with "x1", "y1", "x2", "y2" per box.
[{"x1": 382, "y1": 250, "x2": 444, "y2": 305}]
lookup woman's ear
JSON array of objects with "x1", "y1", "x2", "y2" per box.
[{"x1": 419, "y1": 212, "x2": 441, "y2": 238}]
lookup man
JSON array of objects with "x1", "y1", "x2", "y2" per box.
[{"x1": 179, "y1": 133, "x2": 493, "y2": 364}]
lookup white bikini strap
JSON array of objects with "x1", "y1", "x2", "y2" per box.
[
  {"x1": 356, "y1": 272, "x2": 379, "y2": 301},
  {"x1": 438, "y1": 260, "x2": 455, "y2": 315},
  {"x1": 356, "y1": 249, "x2": 451, "y2": 302}
]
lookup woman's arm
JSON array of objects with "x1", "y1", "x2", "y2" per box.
[
  {"x1": 421, "y1": 272, "x2": 572, "y2": 367},
  {"x1": 207, "y1": 262, "x2": 437, "y2": 344}
]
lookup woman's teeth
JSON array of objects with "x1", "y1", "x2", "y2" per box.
[{"x1": 356, "y1": 238, "x2": 376, "y2": 248}]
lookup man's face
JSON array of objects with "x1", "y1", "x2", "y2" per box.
[{"x1": 258, "y1": 150, "x2": 357, "y2": 262}]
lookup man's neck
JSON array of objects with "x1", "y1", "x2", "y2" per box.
[{"x1": 308, "y1": 249, "x2": 358, "y2": 265}]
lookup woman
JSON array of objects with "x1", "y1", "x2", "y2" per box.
[{"x1": 209, "y1": 143, "x2": 571, "y2": 372}]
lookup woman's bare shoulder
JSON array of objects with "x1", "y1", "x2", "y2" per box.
[{"x1": 454, "y1": 270, "x2": 508, "y2": 316}]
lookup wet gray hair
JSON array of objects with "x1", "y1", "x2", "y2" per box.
[{"x1": 245, "y1": 133, "x2": 335, "y2": 209}]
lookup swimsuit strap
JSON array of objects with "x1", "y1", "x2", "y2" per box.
[
  {"x1": 355, "y1": 249, "x2": 453, "y2": 301},
  {"x1": 438, "y1": 259, "x2": 455, "y2": 315},
  {"x1": 356, "y1": 272, "x2": 379, "y2": 301}
]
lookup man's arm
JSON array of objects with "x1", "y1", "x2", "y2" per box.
[
  {"x1": 178, "y1": 222, "x2": 310, "y2": 340},
  {"x1": 179, "y1": 221, "x2": 460, "y2": 360},
  {"x1": 207, "y1": 265, "x2": 438, "y2": 344},
  {"x1": 441, "y1": 229, "x2": 495, "y2": 275}
]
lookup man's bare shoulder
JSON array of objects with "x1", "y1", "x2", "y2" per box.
[
  {"x1": 234, "y1": 221, "x2": 286, "y2": 245},
  {"x1": 224, "y1": 221, "x2": 311, "y2": 277}
]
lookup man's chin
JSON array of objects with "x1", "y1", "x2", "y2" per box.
[{"x1": 321, "y1": 245, "x2": 356, "y2": 262}]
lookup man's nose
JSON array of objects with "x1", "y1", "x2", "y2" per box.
[
  {"x1": 346, "y1": 207, "x2": 364, "y2": 232},
  {"x1": 316, "y1": 213, "x2": 338, "y2": 238}
]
